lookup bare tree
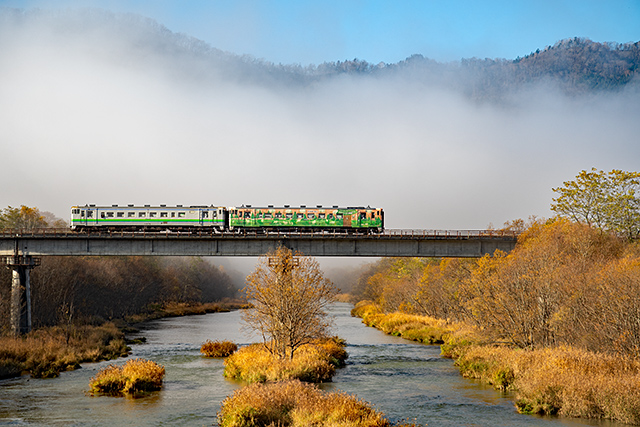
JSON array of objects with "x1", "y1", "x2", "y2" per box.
[{"x1": 242, "y1": 247, "x2": 337, "y2": 360}]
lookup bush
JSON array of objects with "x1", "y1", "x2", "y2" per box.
[
  {"x1": 0, "y1": 323, "x2": 129, "y2": 379},
  {"x1": 224, "y1": 337, "x2": 348, "y2": 383},
  {"x1": 218, "y1": 379, "x2": 393, "y2": 427},
  {"x1": 89, "y1": 358, "x2": 165, "y2": 396},
  {"x1": 201, "y1": 340, "x2": 238, "y2": 357}
]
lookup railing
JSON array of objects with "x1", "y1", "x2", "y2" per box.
[{"x1": 0, "y1": 228, "x2": 519, "y2": 239}]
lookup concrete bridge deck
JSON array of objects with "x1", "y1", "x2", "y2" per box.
[{"x1": 0, "y1": 228, "x2": 518, "y2": 257}]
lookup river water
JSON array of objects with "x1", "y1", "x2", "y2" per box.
[{"x1": 0, "y1": 303, "x2": 620, "y2": 426}]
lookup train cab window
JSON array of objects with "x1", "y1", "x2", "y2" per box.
[
  {"x1": 117, "y1": 212, "x2": 124, "y2": 218},
  {"x1": 149, "y1": 212, "x2": 157, "y2": 218},
  {"x1": 139, "y1": 212, "x2": 146, "y2": 218},
  {"x1": 275, "y1": 212, "x2": 282, "y2": 219},
  {"x1": 319, "y1": 213, "x2": 325, "y2": 219},
  {"x1": 128, "y1": 212, "x2": 135, "y2": 218},
  {"x1": 178, "y1": 212, "x2": 185, "y2": 218}
]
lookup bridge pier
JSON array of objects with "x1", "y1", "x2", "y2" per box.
[{"x1": 2, "y1": 255, "x2": 40, "y2": 336}]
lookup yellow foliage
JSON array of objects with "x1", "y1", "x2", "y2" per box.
[
  {"x1": 218, "y1": 380, "x2": 394, "y2": 427},
  {"x1": 224, "y1": 338, "x2": 347, "y2": 383},
  {"x1": 200, "y1": 340, "x2": 238, "y2": 357},
  {"x1": 89, "y1": 358, "x2": 165, "y2": 395}
]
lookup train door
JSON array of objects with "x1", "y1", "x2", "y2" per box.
[{"x1": 199, "y1": 209, "x2": 209, "y2": 227}]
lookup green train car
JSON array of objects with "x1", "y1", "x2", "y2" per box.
[{"x1": 229, "y1": 205, "x2": 384, "y2": 233}]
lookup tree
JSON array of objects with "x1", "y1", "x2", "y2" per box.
[
  {"x1": 551, "y1": 168, "x2": 640, "y2": 239},
  {"x1": 0, "y1": 205, "x2": 49, "y2": 229},
  {"x1": 242, "y1": 247, "x2": 337, "y2": 360}
]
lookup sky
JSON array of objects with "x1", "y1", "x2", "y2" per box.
[
  {"x1": 1, "y1": 0, "x2": 639, "y2": 65},
  {"x1": 0, "y1": 1, "x2": 639, "y2": 240}
]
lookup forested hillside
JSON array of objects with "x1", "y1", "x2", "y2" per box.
[{"x1": 1, "y1": 8, "x2": 638, "y2": 100}]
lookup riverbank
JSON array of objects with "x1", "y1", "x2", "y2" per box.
[
  {"x1": 0, "y1": 323, "x2": 128, "y2": 379},
  {"x1": 0, "y1": 300, "x2": 246, "y2": 380},
  {"x1": 352, "y1": 302, "x2": 640, "y2": 425}
]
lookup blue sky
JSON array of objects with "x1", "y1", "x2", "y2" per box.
[{"x1": 2, "y1": 0, "x2": 639, "y2": 64}]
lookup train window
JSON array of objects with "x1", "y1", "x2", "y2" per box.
[
  {"x1": 328, "y1": 214, "x2": 334, "y2": 220},
  {"x1": 160, "y1": 212, "x2": 168, "y2": 218},
  {"x1": 212, "y1": 211, "x2": 217, "y2": 218},
  {"x1": 202, "y1": 212, "x2": 208, "y2": 218},
  {"x1": 171, "y1": 212, "x2": 175, "y2": 218},
  {"x1": 360, "y1": 213, "x2": 366, "y2": 220},
  {"x1": 128, "y1": 212, "x2": 135, "y2": 218},
  {"x1": 87, "y1": 211, "x2": 93, "y2": 218},
  {"x1": 308, "y1": 213, "x2": 316, "y2": 219},
  {"x1": 139, "y1": 212, "x2": 146, "y2": 218},
  {"x1": 117, "y1": 212, "x2": 124, "y2": 218},
  {"x1": 285, "y1": 213, "x2": 292, "y2": 219},
  {"x1": 178, "y1": 212, "x2": 185, "y2": 218},
  {"x1": 81, "y1": 211, "x2": 85, "y2": 217},
  {"x1": 149, "y1": 212, "x2": 157, "y2": 218},
  {"x1": 244, "y1": 212, "x2": 250, "y2": 218},
  {"x1": 319, "y1": 213, "x2": 325, "y2": 219},
  {"x1": 264, "y1": 213, "x2": 273, "y2": 219},
  {"x1": 336, "y1": 213, "x2": 342, "y2": 219},
  {"x1": 100, "y1": 212, "x2": 106, "y2": 218},
  {"x1": 296, "y1": 213, "x2": 304, "y2": 219},
  {"x1": 275, "y1": 212, "x2": 282, "y2": 219}
]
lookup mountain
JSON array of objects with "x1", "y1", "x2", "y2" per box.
[{"x1": 2, "y1": 8, "x2": 639, "y2": 100}]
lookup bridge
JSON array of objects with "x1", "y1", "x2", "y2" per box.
[
  {"x1": 0, "y1": 228, "x2": 517, "y2": 257},
  {"x1": 1, "y1": 228, "x2": 518, "y2": 336}
]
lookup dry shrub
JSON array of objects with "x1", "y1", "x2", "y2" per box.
[
  {"x1": 0, "y1": 323, "x2": 129, "y2": 379},
  {"x1": 352, "y1": 303, "x2": 454, "y2": 345},
  {"x1": 455, "y1": 344, "x2": 640, "y2": 424},
  {"x1": 201, "y1": 340, "x2": 238, "y2": 357},
  {"x1": 218, "y1": 379, "x2": 392, "y2": 427},
  {"x1": 224, "y1": 338, "x2": 347, "y2": 383},
  {"x1": 90, "y1": 358, "x2": 165, "y2": 395}
]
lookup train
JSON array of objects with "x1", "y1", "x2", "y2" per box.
[{"x1": 70, "y1": 204, "x2": 384, "y2": 233}]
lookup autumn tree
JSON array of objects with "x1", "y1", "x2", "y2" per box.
[
  {"x1": 242, "y1": 247, "x2": 337, "y2": 360},
  {"x1": 0, "y1": 205, "x2": 48, "y2": 229},
  {"x1": 551, "y1": 168, "x2": 640, "y2": 239}
]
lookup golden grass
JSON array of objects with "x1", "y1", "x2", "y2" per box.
[
  {"x1": 450, "y1": 341, "x2": 640, "y2": 424},
  {"x1": 224, "y1": 337, "x2": 348, "y2": 383},
  {"x1": 0, "y1": 323, "x2": 129, "y2": 379},
  {"x1": 201, "y1": 340, "x2": 238, "y2": 357},
  {"x1": 352, "y1": 303, "x2": 640, "y2": 424},
  {"x1": 351, "y1": 302, "x2": 454, "y2": 344},
  {"x1": 89, "y1": 358, "x2": 165, "y2": 396},
  {"x1": 218, "y1": 379, "x2": 396, "y2": 427}
]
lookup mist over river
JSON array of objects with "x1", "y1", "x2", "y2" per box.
[{"x1": 0, "y1": 303, "x2": 621, "y2": 426}]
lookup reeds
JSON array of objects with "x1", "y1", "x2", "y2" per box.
[
  {"x1": 352, "y1": 302, "x2": 453, "y2": 344},
  {"x1": 201, "y1": 340, "x2": 238, "y2": 357},
  {"x1": 218, "y1": 379, "x2": 394, "y2": 427},
  {"x1": 0, "y1": 323, "x2": 129, "y2": 379},
  {"x1": 89, "y1": 358, "x2": 165, "y2": 396},
  {"x1": 224, "y1": 337, "x2": 348, "y2": 383}
]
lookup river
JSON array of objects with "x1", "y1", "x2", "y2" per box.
[{"x1": 0, "y1": 303, "x2": 620, "y2": 426}]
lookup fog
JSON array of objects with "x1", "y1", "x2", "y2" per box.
[{"x1": 2, "y1": 9, "x2": 639, "y2": 236}]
